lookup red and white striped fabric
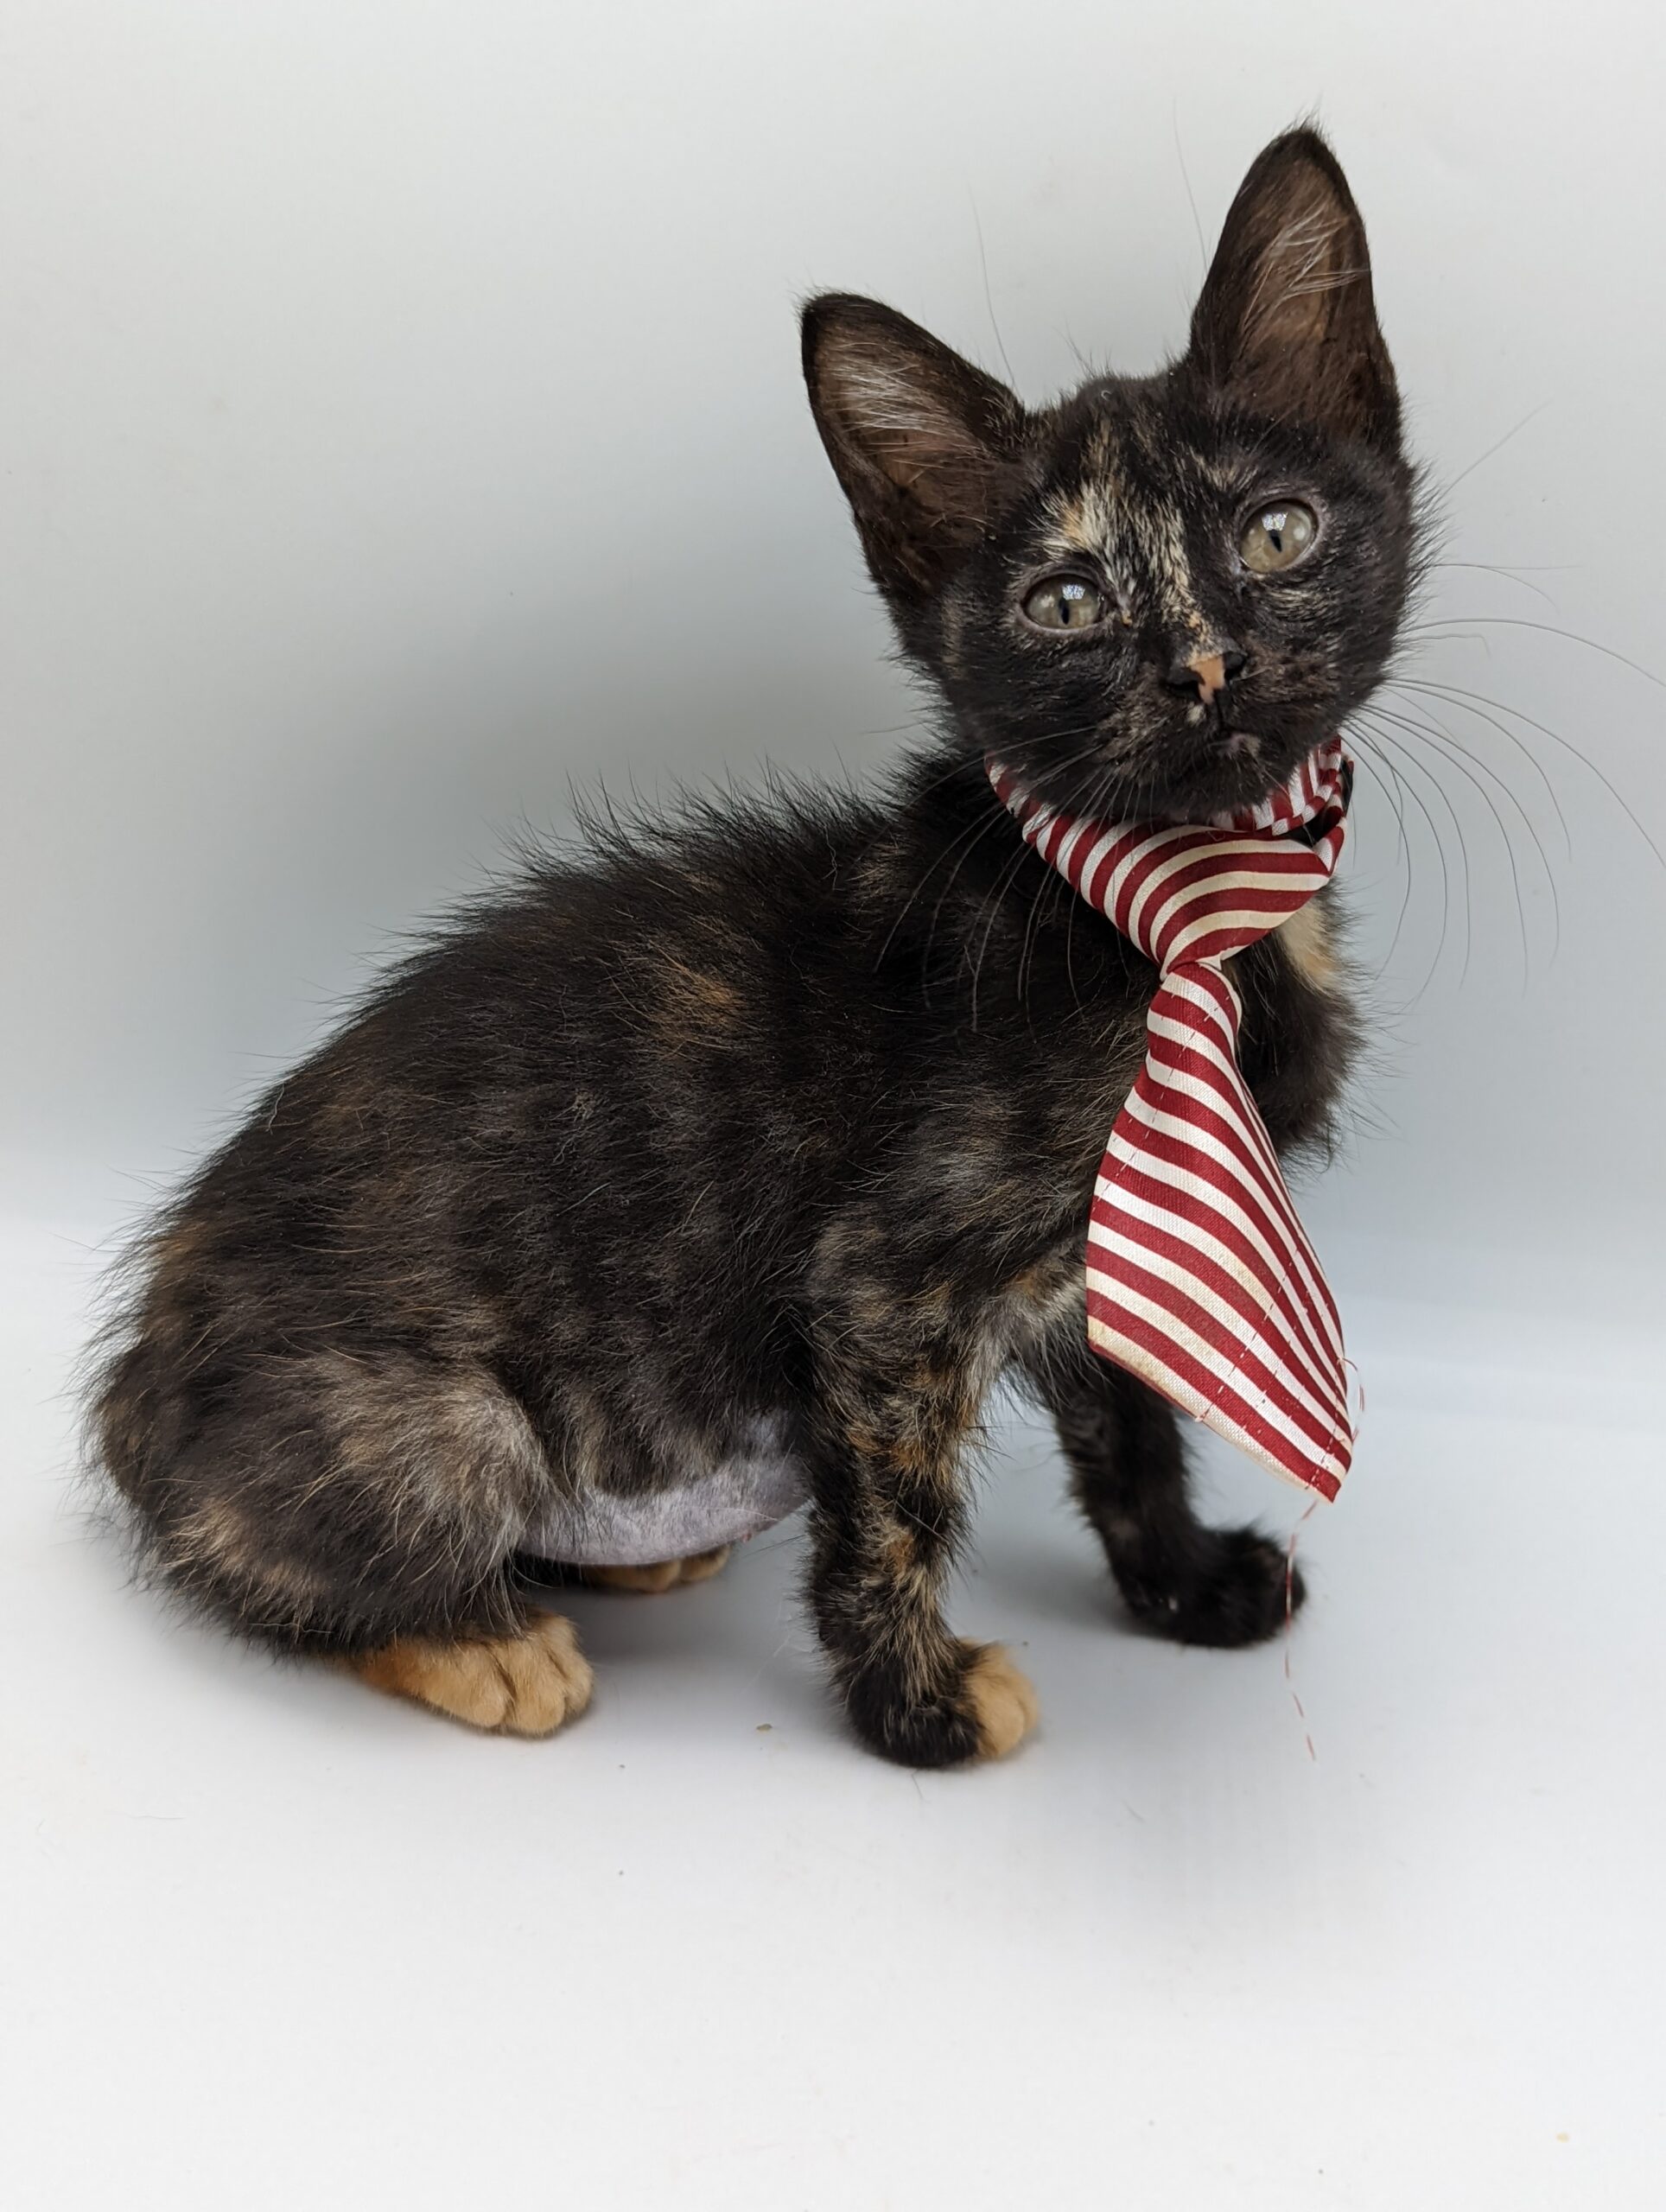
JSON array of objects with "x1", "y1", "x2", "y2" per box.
[{"x1": 989, "y1": 739, "x2": 1354, "y2": 1501}]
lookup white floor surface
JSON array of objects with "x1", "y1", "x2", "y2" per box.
[{"x1": 3, "y1": 1212, "x2": 1662, "y2": 2210}]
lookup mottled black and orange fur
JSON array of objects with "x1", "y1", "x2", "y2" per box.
[{"x1": 89, "y1": 130, "x2": 1416, "y2": 1764}]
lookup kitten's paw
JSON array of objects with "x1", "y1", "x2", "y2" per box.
[
  {"x1": 350, "y1": 1611, "x2": 594, "y2": 1735},
  {"x1": 584, "y1": 1545, "x2": 732, "y2": 1594},
  {"x1": 1116, "y1": 1525, "x2": 1301, "y2": 1649},
  {"x1": 963, "y1": 1644, "x2": 1040, "y2": 1759},
  {"x1": 847, "y1": 1642, "x2": 1039, "y2": 1767},
  {"x1": 675, "y1": 1544, "x2": 733, "y2": 1585}
]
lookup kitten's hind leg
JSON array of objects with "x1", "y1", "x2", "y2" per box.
[
  {"x1": 99, "y1": 1338, "x2": 595, "y2": 1734},
  {"x1": 1026, "y1": 1334, "x2": 1300, "y2": 1647}
]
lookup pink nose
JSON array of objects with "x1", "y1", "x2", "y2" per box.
[
  {"x1": 1188, "y1": 651, "x2": 1228, "y2": 704},
  {"x1": 1162, "y1": 642, "x2": 1246, "y2": 703}
]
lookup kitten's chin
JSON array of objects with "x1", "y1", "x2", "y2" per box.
[
  {"x1": 1108, "y1": 745, "x2": 1307, "y2": 828},
  {"x1": 988, "y1": 721, "x2": 1316, "y2": 828},
  {"x1": 1164, "y1": 745, "x2": 1276, "y2": 819},
  {"x1": 1148, "y1": 720, "x2": 1329, "y2": 823}
]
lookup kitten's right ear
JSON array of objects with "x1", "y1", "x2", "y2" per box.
[{"x1": 801, "y1": 294, "x2": 1028, "y2": 601}]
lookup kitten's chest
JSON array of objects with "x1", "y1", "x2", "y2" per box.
[{"x1": 1232, "y1": 902, "x2": 1358, "y2": 1153}]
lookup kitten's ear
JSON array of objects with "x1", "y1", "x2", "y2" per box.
[
  {"x1": 801, "y1": 294, "x2": 1029, "y2": 600},
  {"x1": 1186, "y1": 128, "x2": 1400, "y2": 446}
]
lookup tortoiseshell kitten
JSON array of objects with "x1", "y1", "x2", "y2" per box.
[{"x1": 90, "y1": 130, "x2": 1416, "y2": 1765}]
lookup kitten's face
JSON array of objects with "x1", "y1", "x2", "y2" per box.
[
  {"x1": 917, "y1": 374, "x2": 1412, "y2": 822},
  {"x1": 804, "y1": 128, "x2": 1417, "y2": 823}
]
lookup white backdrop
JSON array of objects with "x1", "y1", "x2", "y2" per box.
[
  {"x1": 5, "y1": 9, "x2": 1665, "y2": 2210},
  {"x1": 5, "y1": 0, "x2": 1665, "y2": 1323}
]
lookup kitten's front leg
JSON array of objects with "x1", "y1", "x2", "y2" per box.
[
  {"x1": 1027, "y1": 1333, "x2": 1302, "y2": 1647},
  {"x1": 805, "y1": 1310, "x2": 1036, "y2": 1767}
]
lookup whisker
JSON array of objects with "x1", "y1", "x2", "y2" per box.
[
  {"x1": 1351, "y1": 722, "x2": 1459, "y2": 996},
  {"x1": 1017, "y1": 861, "x2": 1064, "y2": 1013},
  {"x1": 970, "y1": 195, "x2": 1017, "y2": 389},
  {"x1": 1409, "y1": 614, "x2": 1666, "y2": 694},
  {"x1": 1383, "y1": 691, "x2": 1565, "y2": 959},
  {"x1": 1342, "y1": 737, "x2": 1415, "y2": 975},
  {"x1": 1440, "y1": 399, "x2": 1555, "y2": 493},
  {"x1": 874, "y1": 736, "x2": 1110, "y2": 975},
  {"x1": 1171, "y1": 104, "x2": 1209, "y2": 276},
  {"x1": 968, "y1": 839, "x2": 1043, "y2": 1030},
  {"x1": 1064, "y1": 861, "x2": 1084, "y2": 1013},
  {"x1": 1365, "y1": 703, "x2": 1541, "y2": 988},
  {"x1": 1388, "y1": 697, "x2": 1561, "y2": 968},
  {"x1": 920, "y1": 808, "x2": 1021, "y2": 998},
  {"x1": 1387, "y1": 677, "x2": 1573, "y2": 861},
  {"x1": 1397, "y1": 674, "x2": 1663, "y2": 874},
  {"x1": 1423, "y1": 558, "x2": 1561, "y2": 610},
  {"x1": 872, "y1": 799, "x2": 997, "y2": 973}
]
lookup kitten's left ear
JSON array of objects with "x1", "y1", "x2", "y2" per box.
[{"x1": 1186, "y1": 127, "x2": 1400, "y2": 447}]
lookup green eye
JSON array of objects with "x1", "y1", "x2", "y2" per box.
[
  {"x1": 1240, "y1": 501, "x2": 1318, "y2": 573},
  {"x1": 1021, "y1": 575, "x2": 1109, "y2": 630}
]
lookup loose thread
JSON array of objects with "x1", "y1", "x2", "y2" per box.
[
  {"x1": 1344, "y1": 1355, "x2": 1367, "y2": 1431},
  {"x1": 1285, "y1": 1497, "x2": 1319, "y2": 1762},
  {"x1": 1281, "y1": 1357, "x2": 1366, "y2": 1757}
]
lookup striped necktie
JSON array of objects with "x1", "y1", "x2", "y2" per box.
[{"x1": 989, "y1": 739, "x2": 1354, "y2": 1502}]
